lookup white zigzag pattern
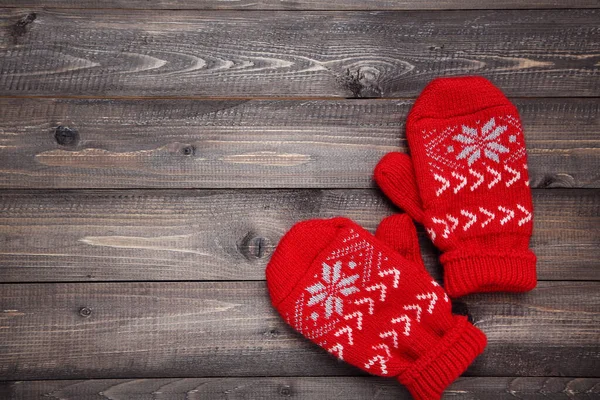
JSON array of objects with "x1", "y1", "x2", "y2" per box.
[
  {"x1": 486, "y1": 165, "x2": 501, "y2": 188},
  {"x1": 391, "y1": 314, "x2": 411, "y2": 336},
  {"x1": 327, "y1": 240, "x2": 372, "y2": 261},
  {"x1": 426, "y1": 228, "x2": 437, "y2": 242},
  {"x1": 432, "y1": 217, "x2": 450, "y2": 239},
  {"x1": 504, "y1": 165, "x2": 520, "y2": 187},
  {"x1": 517, "y1": 204, "x2": 532, "y2": 226},
  {"x1": 469, "y1": 168, "x2": 484, "y2": 190},
  {"x1": 364, "y1": 353, "x2": 389, "y2": 375},
  {"x1": 479, "y1": 207, "x2": 496, "y2": 227},
  {"x1": 379, "y1": 330, "x2": 399, "y2": 348},
  {"x1": 373, "y1": 343, "x2": 391, "y2": 358},
  {"x1": 451, "y1": 171, "x2": 467, "y2": 193},
  {"x1": 344, "y1": 311, "x2": 363, "y2": 330},
  {"x1": 334, "y1": 326, "x2": 354, "y2": 345},
  {"x1": 365, "y1": 283, "x2": 387, "y2": 302},
  {"x1": 498, "y1": 206, "x2": 515, "y2": 225},
  {"x1": 354, "y1": 297, "x2": 375, "y2": 315},
  {"x1": 416, "y1": 292, "x2": 438, "y2": 314},
  {"x1": 428, "y1": 203, "x2": 532, "y2": 240},
  {"x1": 434, "y1": 174, "x2": 450, "y2": 196},
  {"x1": 447, "y1": 214, "x2": 459, "y2": 232},
  {"x1": 460, "y1": 210, "x2": 477, "y2": 231},
  {"x1": 329, "y1": 343, "x2": 344, "y2": 360},
  {"x1": 431, "y1": 281, "x2": 449, "y2": 302},
  {"x1": 434, "y1": 164, "x2": 525, "y2": 196},
  {"x1": 378, "y1": 268, "x2": 401, "y2": 288},
  {"x1": 403, "y1": 304, "x2": 422, "y2": 322}
]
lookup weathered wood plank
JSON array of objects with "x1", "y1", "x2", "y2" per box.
[
  {"x1": 0, "y1": 9, "x2": 598, "y2": 98},
  {"x1": 0, "y1": 282, "x2": 598, "y2": 380},
  {"x1": 0, "y1": 189, "x2": 597, "y2": 282},
  {"x1": 0, "y1": 98, "x2": 597, "y2": 189},
  {"x1": 2, "y1": 377, "x2": 599, "y2": 399},
  {"x1": 3, "y1": 0, "x2": 600, "y2": 10}
]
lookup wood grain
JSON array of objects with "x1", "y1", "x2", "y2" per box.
[
  {"x1": 2, "y1": 377, "x2": 599, "y2": 399},
  {"x1": 0, "y1": 281, "x2": 598, "y2": 380},
  {"x1": 0, "y1": 98, "x2": 597, "y2": 189},
  {"x1": 0, "y1": 9, "x2": 598, "y2": 98},
  {"x1": 3, "y1": 0, "x2": 600, "y2": 10},
  {"x1": 0, "y1": 189, "x2": 597, "y2": 282}
]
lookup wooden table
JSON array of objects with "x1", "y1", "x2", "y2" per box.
[{"x1": 0, "y1": 1, "x2": 598, "y2": 399}]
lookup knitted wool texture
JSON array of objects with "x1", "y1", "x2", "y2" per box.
[
  {"x1": 266, "y1": 215, "x2": 487, "y2": 400},
  {"x1": 375, "y1": 76, "x2": 537, "y2": 298}
]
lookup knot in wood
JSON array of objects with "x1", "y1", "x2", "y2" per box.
[
  {"x1": 540, "y1": 173, "x2": 575, "y2": 188},
  {"x1": 54, "y1": 126, "x2": 79, "y2": 147},
  {"x1": 11, "y1": 13, "x2": 36, "y2": 40},
  {"x1": 238, "y1": 232, "x2": 270, "y2": 261},
  {"x1": 264, "y1": 328, "x2": 279, "y2": 338},
  {"x1": 181, "y1": 145, "x2": 196, "y2": 156},
  {"x1": 278, "y1": 385, "x2": 293, "y2": 397},
  {"x1": 78, "y1": 307, "x2": 92, "y2": 318}
]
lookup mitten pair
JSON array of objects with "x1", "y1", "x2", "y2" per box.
[{"x1": 265, "y1": 77, "x2": 536, "y2": 399}]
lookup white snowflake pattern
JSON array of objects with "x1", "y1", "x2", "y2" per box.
[
  {"x1": 306, "y1": 261, "x2": 360, "y2": 319},
  {"x1": 453, "y1": 117, "x2": 509, "y2": 165}
]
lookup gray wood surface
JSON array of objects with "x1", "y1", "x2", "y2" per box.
[
  {"x1": 0, "y1": 0, "x2": 598, "y2": 396},
  {"x1": 0, "y1": 98, "x2": 597, "y2": 189},
  {"x1": 3, "y1": 0, "x2": 600, "y2": 10},
  {"x1": 0, "y1": 9, "x2": 598, "y2": 98},
  {"x1": 0, "y1": 281, "x2": 598, "y2": 380},
  {"x1": 1, "y1": 377, "x2": 599, "y2": 399},
  {"x1": 0, "y1": 189, "x2": 597, "y2": 282}
]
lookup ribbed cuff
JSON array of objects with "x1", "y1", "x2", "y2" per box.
[
  {"x1": 397, "y1": 316, "x2": 487, "y2": 400},
  {"x1": 441, "y1": 250, "x2": 537, "y2": 298}
]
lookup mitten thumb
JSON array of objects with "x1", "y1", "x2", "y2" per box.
[
  {"x1": 374, "y1": 152, "x2": 425, "y2": 224},
  {"x1": 375, "y1": 214, "x2": 424, "y2": 266}
]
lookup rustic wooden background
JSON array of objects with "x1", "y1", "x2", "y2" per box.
[{"x1": 0, "y1": 1, "x2": 598, "y2": 399}]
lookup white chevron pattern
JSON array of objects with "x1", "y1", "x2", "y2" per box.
[
  {"x1": 365, "y1": 283, "x2": 387, "y2": 302},
  {"x1": 364, "y1": 353, "x2": 388, "y2": 375},
  {"x1": 403, "y1": 304, "x2": 422, "y2": 322},
  {"x1": 344, "y1": 311, "x2": 363, "y2": 330},
  {"x1": 486, "y1": 165, "x2": 502, "y2": 188},
  {"x1": 379, "y1": 330, "x2": 399, "y2": 348},
  {"x1": 372, "y1": 343, "x2": 391, "y2": 358},
  {"x1": 434, "y1": 173, "x2": 450, "y2": 196},
  {"x1": 479, "y1": 207, "x2": 496, "y2": 227},
  {"x1": 460, "y1": 210, "x2": 477, "y2": 231},
  {"x1": 391, "y1": 314, "x2": 411, "y2": 336},
  {"x1": 416, "y1": 292, "x2": 438, "y2": 314},
  {"x1": 498, "y1": 206, "x2": 515, "y2": 225},
  {"x1": 426, "y1": 228, "x2": 437, "y2": 242},
  {"x1": 334, "y1": 326, "x2": 354, "y2": 345},
  {"x1": 329, "y1": 343, "x2": 344, "y2": 360},
  {"x1": 354, "y1": 297, "x2": 375, "y2": 315},
  {"x1": 517, "y1": 204, "x2": 532, "y2": 226},
  {"x1": 433, "y1": 164, "x2": 526, "y2": 197},
  {"x1": 429, "y1": 203, "x2": 532, "y2": 240},
  {"x1": 504, "y1": 165, "x2": 520, "y2": 187},
  {"x1": 452, "y1": 171, "x2": 467, "y2": 193},
  {"x1": 432, "y1": 217, "x2": 450, "y2": 239},
  {"x1": 447, "y1": 214, "x2": 459, "y2": 232},
  {"x1": 378, "y1": 268, "x2": 401, "y2": 288},
  {"x1": 469, "y1": 168, "x2": 484, "y2": 190}
]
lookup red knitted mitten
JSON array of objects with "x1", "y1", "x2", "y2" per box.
[
  {"x1": 375, "y1": 76, "x2": 537, "y2": 298},
  {"x1": 266, "y1": 215, "x2": 487, "y2": 400}
]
